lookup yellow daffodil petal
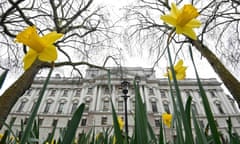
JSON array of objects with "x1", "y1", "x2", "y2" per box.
[
  {"x1": 41, "y1": 31, "x2": 63, "y2": 44},
  {"x1": 176, "y1": 73, "x2": 186, "y2": 80},
  {"x1": 186, "y1": 19, "x2": 201, "y2": 28},
  {"x1": 117, "y1": 117, "x2": 124, "y2": 130},
  {"x1": 177, "y1": 66, "x2": 187, "y2": 73},
  {"x1": 164, "y1": 59, "x2": 187, "y2": 80},
  {"x1": 177, "y1": 4, "x2": 199, "y2": 26},
  {"x1": 160, "y1": 3, "x2": 201, "y2": 40},
  {"x1": 160, "y1": 15, "x2": 176, "y2": 26},
  {"x1": 174, "y1": 59, "x2": 183, "y2": 68},
  {"x1": 16, "y1": 26, "x2": 36, "y2": 44},
  {"x1": 23, "y1": 49, "x2": 38, "y2": 70},
  {"x1": 170, "y1": 3, "x2": 180, "y2": 18},
  {"x1": 38, "y1": 45, "x2": 57, "y2": 62},
  {"x1": 163, "y1": 72, "x2": 168, "y2": 77},
  {"x1": 162, "y1": 113, "x2": 172, "y2": 128},
  {"x1": 16, "y1": 26, "x2": 63, "y2": 71},
  {"x1": 16, "y1": 26, "x2": 46, "y2": 52},
  {"x1": 181, "y1": 27, "x2": 197, "y2": 40}
]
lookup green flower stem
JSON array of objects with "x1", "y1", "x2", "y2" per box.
[
  {"x1": 189, "y1": 46, "x2": 221, "y2": 144},
  {"x1": 166, "y1": 30, "x2": 194, "y2": 143},
  {"x1": 20, "y1": 66, "x2": 54, "y2": 144}
]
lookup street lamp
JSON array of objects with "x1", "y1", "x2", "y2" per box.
[{"x1": 121, "y1": 80, "x2": 130, "y2": 138}]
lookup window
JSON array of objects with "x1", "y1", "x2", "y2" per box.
[
  {"x1": 30, "y1": 101, "x2": 36, "y2": 112},
  {"x1": 17, "y1": 101, "x2": 26, "y2": 112},
  {"x1": 155, "y1": 119, "x2": 160, "y2": 127},
  {"x1": 216, "y1": 103, "x2": 225, "y2": 114},
  {"x1": 237, "y1": 117, "x2": 240, "y2": 124},
  {"x1": 117, "y1": 86, "x2": 122, "y2": 94},
  {"x1": 151, "y1": 101, "x2": 158, "y2": 113},
  {"x1": 185, "y1": 90, "x2": 192, "y2": 97},
  {"x1": 37, "y1": 88, "x2": 41, "y2": 96},
  {"x1": 75, "y1": 89, "x2": 82, "y2": 97},
  {"x1": 84, "y1": 101, "x2": 90, "y2": 112},
  {"x1": 24, "y1": 118, "x2": 28, "y2": 125},
  {"x1": 103, "y1": 100, "x2": 109, "y2": 111},
  {"x1": 101, "y1": 117, "x2": 107, "y2": 125},
  {"x1": 57, "y1": 103, "x2": 65, "y2": 114},
  {"x1": 71, "y1": 103, "x2": 78, "y2": 114},
  {"x1": 52, "y1": 119, "x2": 58, "y2": 127},
  {"x1": 87, "y1": 87, "x2": 93, "y2": 95},
  {"x1": 39, "y1": 118, "x2": 44, "y2": 126},
  {"x1": 62, "y1": 89, "x2": 68, "y2": 97},
  {"x1": 104, "y1": 86, "x2": 110, "y2": 94},
  {"x1": 118, "y1": 101, "x2": 124, "y2": 112},
  {"x1": 172, "y1": 89, "x2": 177, "y2": 96},
  {"x1": 43, "y1": 102, "x2": 52, "y2": 113},
  {"x1": 49, "y1": 89, "x2": 57, "y2": 96},
  {"x1": 67, "y1": 119, "x2": 71, "y2": 127},
  {"x1": 10, "y1": 117, "x2": 16, "y2": 125},
  {"x1": 163, "y1": 103, "x2": 170, "y2": 113},
  {"x1": 198, "y1": 120, "x2": 204, "y2": 128},
  {"x1": 191, "y1": 103, "x2": 198, "y2": 115},
  {"x1": 81, "y1": 118, "x2": 87, "y2": 126},
  {"x1": 197, "y1": 90, "x2": 201, "y2": 97},
  {"x1": 25, "y1": 88, "x2": 32, "y2": 96},
  {"x1": 210, "y1": 90, "x2": 217, "y2": 97},
  {"x1": 160, "y1": 90, "x2": 166, "y2": 98},
  {"x1": 131, "y1": 100, "x2": 135, "y2": 111},
  {"x1": 149, "y1": 88, "x2": 154, "y2": 95}
]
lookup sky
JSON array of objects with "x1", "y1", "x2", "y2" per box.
[
  {"x1": 0, "y1": 0, "x2": 230, "y2": 95},
  {"x1": 97, "y1": 0, "x2": 219, "y2": 78}
]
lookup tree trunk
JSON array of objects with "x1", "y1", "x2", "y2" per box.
[
  {"x1": 191, "y1": 40, "x2": 240, "y2": 109},
  {"x1": 0, "y1": 60, "x2": 44, "y2": 128}
]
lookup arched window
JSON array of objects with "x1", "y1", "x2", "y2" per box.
[
  {"x1": 150, "y1": 98, "x2": 158, "y2": 113},
  {"x1": 84, "y1": 97, "x2": 92, "y2": 112},
  {"x1": 17, "y1": 100, "x2": 27, "y2": 112},
  {"x1": 43, "y1": 99, "x2": 54, "y2": 113},
  {"x1": 71, "y1": 100, "x2": 79, "y2": 114},
  {"x1": 57, "y1": 99, "x2": 67, "y2": 114},
  {"x1": 57, "y1": 103, "x2": 65, "y2": 114},
  {"x1": 163, "y1": 101, "x2": 170, "y2": 114},
  {"x1": 30, "y1": 100, "x2": 37, "y2": 112},
  {"x1": 191, "y1": 102, "x2": 198, "y2": 115},
  {"x1": 215, "y1": 101, "x2": 225, "y2": 114},
  {"x1": 16, "y1": 98, "x2": 29, "y2": 112}
]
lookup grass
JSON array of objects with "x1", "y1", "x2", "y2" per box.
[{"x1": 0, "y1": 48, "x2": 240, "y2": 143}]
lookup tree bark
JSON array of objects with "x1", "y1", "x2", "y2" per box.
[
  {"x1": 0, "y1": 60, "x2": 44, "y2": 128},
  {"x1": 191, "y1": 40, "x2": 240, "y2": 109}
]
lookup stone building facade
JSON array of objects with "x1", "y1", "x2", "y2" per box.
[{"x1": 1, "y1": 67, "x2": 240, "y2": 141}]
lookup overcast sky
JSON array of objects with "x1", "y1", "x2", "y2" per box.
[{"x1": 0, "y1": 0, "x2": 227, "y2": 95}]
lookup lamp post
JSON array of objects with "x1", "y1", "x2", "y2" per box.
[{"x1": 121, "y1": 80, "x2": 130, "y2": 139}]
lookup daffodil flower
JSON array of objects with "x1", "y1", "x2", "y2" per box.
[
  {"x1": 164, "y1": 59, "x2": 187, "y2": 80},
  {"x1": 162, "y1": 113, "x2": 172, "y2": 128},
  {"x1": 160, "y1": 3, "x2": 201, "y2": 40},
  {"x1": 117, "y1": 116, "x2": 124, "y2": 130},
  {"x1": 112, "y1": 117, "x2": 124, "y2": 144},
  {"x1": 16, "y1": 26, "x2": 63, "y2": 70}
]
